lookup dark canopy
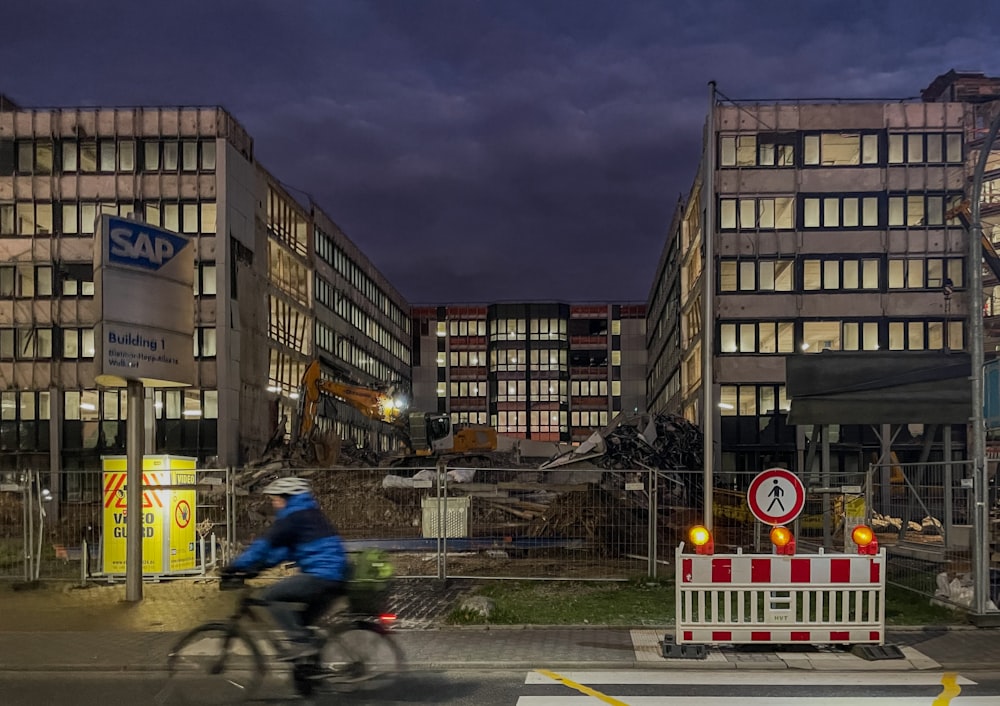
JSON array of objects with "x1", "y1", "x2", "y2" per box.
[{"x1": 785, "y1": 351, "x2": 972, "y2": 425}]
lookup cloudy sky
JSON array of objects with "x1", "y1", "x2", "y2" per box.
[{"x1": 4, "y1": 0, "x2": 1000, "y2": 303}]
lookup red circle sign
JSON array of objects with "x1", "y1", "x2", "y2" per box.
[
  {"x1": 174, "y1": 499, "x2": 192, "y2": 529},
  {"x1": 747, "y1": 468, "x2": 805, "y2": 526}
]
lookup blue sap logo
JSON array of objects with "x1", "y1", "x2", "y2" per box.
[{"x1": 107, "y1": 218, "x2": 189, "y2": 271}]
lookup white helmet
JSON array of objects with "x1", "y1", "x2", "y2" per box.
[{"x1": 261, "y1": 477, "x2": 311, "y2": 496}]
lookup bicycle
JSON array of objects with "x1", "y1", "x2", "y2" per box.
[{"x1": 161, "y1": 574, "x2": 404, "y2": 704}]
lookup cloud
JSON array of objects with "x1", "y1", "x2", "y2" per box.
[{"x1": 2, "y1": 0, "x2": 1000, "y2": 303}]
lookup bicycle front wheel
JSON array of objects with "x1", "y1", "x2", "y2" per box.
[
  {"x1": 318, "y1": 621, "x2": 404, "y2": 691},
  {"x1": 163, "y1": 622, "x2": 265, "y2": 705}
]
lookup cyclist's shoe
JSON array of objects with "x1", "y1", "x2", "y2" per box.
[{"x1": 278, "y1": 641, "x2": 320, "y2": 662}]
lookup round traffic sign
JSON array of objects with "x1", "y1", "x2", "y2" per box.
[
  {"x1": 174, "y1": 499, "x2": 192, "y2": 529},
  {"x1": 747, "y1": 468, "x2": 805, "y2": 526}
]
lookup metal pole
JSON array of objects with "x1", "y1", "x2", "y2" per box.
[
  {"x1": 970, "y1": 103, "x2": 1000, "y2": 618},
  {"x1": 22, "y1": 475, "x2": 30, "y2": 583},
  {"x1": 125, "y1": 379, "x2": 144, "y2": 602},
  {"x1": 702, "y1": 80, "x2": 717, "y2": 530},
  {"x1": 648, "y1": 469, "x2": 658, "y2": 578}
]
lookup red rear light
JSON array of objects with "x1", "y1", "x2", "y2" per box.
[{"x1": 378, "y1": 613, "x2": 397, "y2": 625}]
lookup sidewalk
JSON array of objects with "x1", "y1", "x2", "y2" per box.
[{"x1": 1, "y1": 579, "x2": 998, "y2": 673}]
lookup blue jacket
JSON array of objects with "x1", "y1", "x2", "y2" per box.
[{"x1": 231, "y1": 492, "x2": 348, "y2": 582}]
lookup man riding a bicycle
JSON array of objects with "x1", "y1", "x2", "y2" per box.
[{"x1": 222, "y1": 476, "x2": 349, "y2": 660}]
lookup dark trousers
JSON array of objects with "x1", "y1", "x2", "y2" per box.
[{"x1": 258, "y1": 573, "x2": 344, "y2": 644}]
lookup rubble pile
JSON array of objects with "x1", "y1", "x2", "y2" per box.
[
  {"x1": 235, "y1": 412, "x2": 706, "y2": 557},
  {"x1": 599, "y1": 414, "x2": 704, "y2": 471},
  {"x1": 541, "y1": 412, "x2": 703, "y2": 472},
  {"x1": 525, "y1": 485, "x2": 647, "y2": 557}
]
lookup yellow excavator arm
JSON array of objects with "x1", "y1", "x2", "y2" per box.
[{"x1": 298, "y1": 360, "x2": 404, "y2": 438}]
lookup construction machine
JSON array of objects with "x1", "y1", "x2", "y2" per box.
[
  {"x1": 944, "y1": 199, "x2": 1000, "y2": 282},
  {"x1": 283, "y1": 360, "x2": 499, "y2": 466}
]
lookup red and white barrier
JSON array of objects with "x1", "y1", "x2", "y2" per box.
[{"x1": 675, "y1": 545, "x2": 886, "y2": 646}]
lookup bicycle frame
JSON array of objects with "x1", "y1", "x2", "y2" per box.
[{"x1": 218, "y1": 586, "x2": 396, "y2": 675}]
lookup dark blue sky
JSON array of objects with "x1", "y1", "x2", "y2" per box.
[{"x1": 4, "y1": 0, "x2": 999, "y2": 303}]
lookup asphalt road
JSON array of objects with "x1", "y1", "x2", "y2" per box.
[{"x1": 5, "y1": 669, "x2": 1000, "y2": 705}]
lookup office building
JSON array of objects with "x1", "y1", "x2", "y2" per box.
[
  {"x1": 648, "y1": 71, "x2": 1000, "y2": 478},
  {"x1": 0, "y1": 100, "x2": 411, "y2": 499},
  {"x1": 411, "y1": 303, "x2": 646, "y2": 444}
]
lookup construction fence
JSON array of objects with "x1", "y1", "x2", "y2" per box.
[
  {"x1": 1, "y1": 463, "x2": 997, "y2": 606},
  {"x1": 0, "y1": 468, "x2": 233, "y2": 582}
]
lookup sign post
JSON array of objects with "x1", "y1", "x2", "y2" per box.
[
  {"x1": 94, "y1": 215, "x2": 194, "y2": 601},
  {"x1": 746, "y1": 467, "x2": 806, "y2": 527}
]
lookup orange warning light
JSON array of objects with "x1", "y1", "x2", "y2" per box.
[
  {"x1": 769, "y1": 525, "x2": 796, "y2": 555},
  {"x1": 852, "y1": 525, "x2": 879, "y2": 555},
  {"x1": 688, "y1": 525, "x2": 714, "y2": 555}
]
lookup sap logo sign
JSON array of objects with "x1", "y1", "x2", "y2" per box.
[{"x1": 106, "y1": 218, "x2": 190, "y2": 271}]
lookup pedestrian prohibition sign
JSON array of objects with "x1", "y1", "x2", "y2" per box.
[{"x1": 747, "y1": 468, "x2": 805, "y2": 526}]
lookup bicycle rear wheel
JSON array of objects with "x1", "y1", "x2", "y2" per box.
[
  {"x1": 317, "y1": 621, "x2": 404, "y2": 691},
  {"x1": 164, "y1": 622, "x2": 265, "y2": 704}
]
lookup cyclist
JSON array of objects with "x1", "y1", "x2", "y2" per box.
[{"x1": 221, "y1": 476, "x2": 349, "y2": 660}]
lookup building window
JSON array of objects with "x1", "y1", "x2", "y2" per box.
[
  {"x1": 801, "y1": 194, "x2": 879, "y2": 228},
  {"x1": 720, "y1": 259, "x2": 794, "y2": 292},
  {"x1": 888, "y1": 258, "x2": 964, "y2": 289},
  {"x1": 719, "y1": 132, "x2": 796, "y2": 168},
  {"x1": 63, "y1": 329, "x2": 78, "y2": 359},
  {"x1": 719, "y1": 197, "x2": 794, "y2": 230},
  {"x1": 887, "y1": 193, "x2": 958, "y2": 227},
  {"x1": 887, "y1": 320, "x2": 962, "y2": 351},
  {"x1": 719, "y1": 384, "x2": 789, "y2": 416},
  {"x1": 195, "y1": 262, "x2": 217, "y2": 296},
  {"x1": 802, "y1": 258, "x2": 880, "y2": 290},
  {"x1": 719, "y1": 321, "x2": 794, "y2": 354},
  {"x1": 194, "y1": 328, "x2": 217, "y2": 358},
  {"x1": 10, "y1": 328, "x2": 54, "y2": 359},
  {"x1": 888, "y1": 133, "x2": 962, "y2": 164},
  {"x1": 803, "y1": 132, "x2": 879, "y2": 166}
]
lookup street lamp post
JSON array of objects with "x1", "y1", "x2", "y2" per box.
[{"x1": 969, "y1": 102, "x2": 1000, "y2": 622}]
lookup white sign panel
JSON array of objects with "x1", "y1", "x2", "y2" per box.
[{"x1": 94, "y1": 215, "x2": 195, "y2": 387}]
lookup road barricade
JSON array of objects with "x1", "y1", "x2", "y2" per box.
[{"x1": 675, "y1": 544, "x2": 886, "y2": 646}]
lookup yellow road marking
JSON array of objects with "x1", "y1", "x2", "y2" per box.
[
  {"x1": 536, "y1": 669, "x2": 631, "y2": 706},
  {"x1": 932, "y1": 672, "x2": 961, "y2": 705}
]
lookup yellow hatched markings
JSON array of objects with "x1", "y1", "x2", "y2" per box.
[
  {"x1": 535, "y1": 669, "x2": 631, "y2": 706},
  {"x1": 933, "y1": 672, "x2": 961, "y2": 705}
]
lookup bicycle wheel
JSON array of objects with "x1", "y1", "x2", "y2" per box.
[
  {"x1": 317, "y1": 621, "x2": 404, "y2": 691},
  {"x1": 164, "y1": 622, "x2": 265, "y2": 705}
]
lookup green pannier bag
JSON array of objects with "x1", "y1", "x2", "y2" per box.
[{"x1": 346, "y1": 549, "x2": 394, "y2": 614}]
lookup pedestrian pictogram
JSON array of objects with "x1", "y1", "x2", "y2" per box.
[{"x1": 747, "y1": 468, "x2": 805, "y2": 526}]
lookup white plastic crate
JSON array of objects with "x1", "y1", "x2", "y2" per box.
[{"x1": 421, "y1": 496, "x2": 471, "y2": 538}]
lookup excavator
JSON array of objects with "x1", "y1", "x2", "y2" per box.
[{"x1": 278, "y1": 360, "x2": 498, "y2": 466}]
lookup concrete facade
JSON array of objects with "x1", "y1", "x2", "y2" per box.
[
  {"x1": 0, "y1": 102, "x2": 412, "y2": 493},
  {"x1": 647, "y1": 78, "x2": 1000, "y2": 477},
  {"x1": 412, "y1": 302, "x2": 646, "y2": 444}
]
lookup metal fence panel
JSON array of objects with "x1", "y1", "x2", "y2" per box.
[
  {"x1": 0, "y1": 467, "x2": 232, "y2": 582},
  {"x1": 0, "y1": 473, "x2": 29, "y2": 580},
  {"x1": 869, "y1": 459, "x2": 999, "y2": 610},
  {"x1": 232, "y1": 464, "x2": 665, "y2": 581}
]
